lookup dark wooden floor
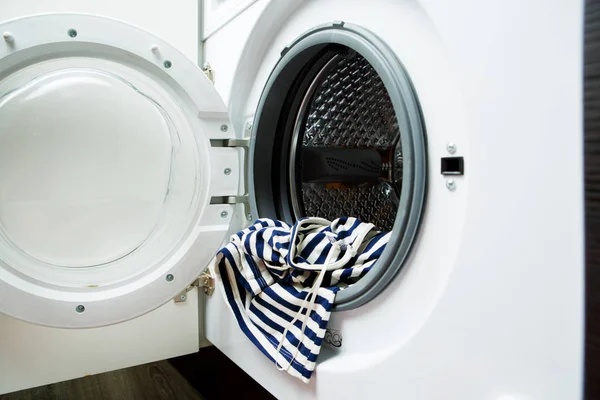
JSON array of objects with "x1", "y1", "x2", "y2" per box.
[
  {"x1": 170, "y1": 347, "x2": 275, "y2": 400},
  {"x1": 0, "y1": 361, "x2": 204, "y2": 400},
  {"x1": 0, "y1": 347, "x2": 273, "y2": 400}
]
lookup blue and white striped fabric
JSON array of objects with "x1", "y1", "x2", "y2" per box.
[{"x1": 214, "y1": 216, "x2": 390, "y2": 383}]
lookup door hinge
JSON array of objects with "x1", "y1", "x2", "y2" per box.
[
  {"x1": 209, "y1": 132, "x2": 254, "y2": 222},
  {"x1": 210, "y1": 195, "x2": 252, "y2": 221},
  {"x1": 210, "y1": 195, "x2": 248, "y2": 206},
  {"x1": 174, "y1": 268, "x2": 215, "y2": 303},
  {"x1": 194, "y1": 268, "x2": 215, "y2": 296},
  {"x1": 202, "y1": 62, "x2": 214, "y2": 84},
  {"x1": 209, "y1": 138, "x2": 250, "y2": 148}
]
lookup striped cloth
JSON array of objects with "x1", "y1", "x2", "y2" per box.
[{"x1": 214, "y1": 217, "x2": 390, "y2": 382}]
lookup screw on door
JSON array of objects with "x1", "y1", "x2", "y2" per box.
[{"x1": 3, "y1": 32, "x2": 14, "y2": 43}]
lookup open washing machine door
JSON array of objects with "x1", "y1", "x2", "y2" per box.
[{"x1": 0, "y1": 13, "x2": 243, "y2": 328}]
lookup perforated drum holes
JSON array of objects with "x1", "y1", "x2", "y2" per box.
[
  {"x1": 301, "y1": 147, "x2": 382, "y2": 184},
  {"x1": 292, "y1": 51, "x2": 402, "y2": 231}
]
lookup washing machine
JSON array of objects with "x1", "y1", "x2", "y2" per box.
[{"x1": 0, "y1": 0, "x2": 584, "y2": 398}]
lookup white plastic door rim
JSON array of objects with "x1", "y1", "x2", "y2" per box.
[{"x1": 0, "y1": 14, "x2": 237, "y2": 328}]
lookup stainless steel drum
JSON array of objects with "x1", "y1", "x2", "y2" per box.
[{"x1": 291, "y1": 52, "x2": 402, "y2": 231}]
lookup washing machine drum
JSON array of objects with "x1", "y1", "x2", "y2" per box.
[
  {"x1": 250, "y1": 24, "x2": 427, "y2": 309},
  {"x1": 291, "y1": 51, "x2": 402, "y2": 232}
]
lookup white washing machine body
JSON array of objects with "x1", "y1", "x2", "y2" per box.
[
  {"x1": 203, "y1": 1, "x2": 585, "y2": 398},
  {"x1": 0, "y1": 0, "x2": 585, "y2": 399}
]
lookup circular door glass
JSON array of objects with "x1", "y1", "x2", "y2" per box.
[
  {"x1": 0, "y1": 68, "x2": 173, "y2": 267},
  {"x1": 0, "y1": 56, "x2": 203, "y2": 290}
]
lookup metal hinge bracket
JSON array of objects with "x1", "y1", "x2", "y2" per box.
[
  {"x1": 209, "y1": 138, "x2": 250, "y2": 148},
  {"x1": 210, "y1": 195, "x2": 248, "y2": 206},
  {"x1": 194, "y1": 268, "x2": 215, "y2": 296},
  {"x1": 210, "y1": 195, "x2": 252, "y2": 221},
  {"x1": 174, "y1": 268, "x2": 215, "y2": 303},
  {"x1": 209, "y1": 132, "x2": 253, "y2": 222}
]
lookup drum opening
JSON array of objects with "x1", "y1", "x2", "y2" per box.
[{"x1": 250, "y1": 23, "x2": 427, "y2": 309}]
